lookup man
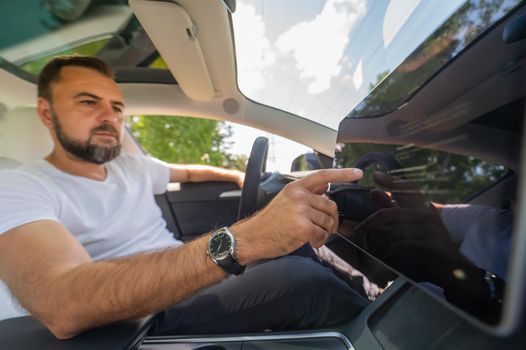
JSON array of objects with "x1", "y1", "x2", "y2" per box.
[{"x1": 0, "y1": 56, "x2": 366, "y2": 339}]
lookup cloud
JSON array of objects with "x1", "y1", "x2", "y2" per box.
[
  {"x1": 232, "y1": 3, "x2": 276, "y2": 96},
  {"x1": 383, "y1": 0, "x2": 422, "y2": 48},
  {"x1": 352, "y1": 58, "x2": 363, "y2": 90},
  {"x1": 275, "y1": 0, "x2": 366, "y2": 94}
]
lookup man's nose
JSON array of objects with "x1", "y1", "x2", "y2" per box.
[{"x1": 98, "y1": 103, "x2": 122, "y2": 124}]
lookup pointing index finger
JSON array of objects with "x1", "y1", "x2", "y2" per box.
[{"x1": 297, "y1": 168, "x2": 363, "y2": 192}]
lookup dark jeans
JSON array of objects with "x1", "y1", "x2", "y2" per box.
[{"x1": 152, "y1": 248, "x2": 368, "y2": 335}]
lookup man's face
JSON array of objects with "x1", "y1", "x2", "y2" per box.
[{"x1": 45, "y1": 66, "x2": 125, "y2": 164}]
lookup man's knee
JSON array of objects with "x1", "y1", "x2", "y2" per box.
[
  {"x1": 253, "y1": 256, "x2": 368, "y2": 323},
  {"x1": 254, "y1": 256, "x2": 367, "y2": 310},
  {"x1": 155, "y1": 256, "x2": 368, "y2": 335},
  {"x1": 258, "y1": 256, "x2": 341, "y2": 292}
]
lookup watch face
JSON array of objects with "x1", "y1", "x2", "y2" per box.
[{"x1": 209, "y1": 231, "x2": 233, "y2": 260}]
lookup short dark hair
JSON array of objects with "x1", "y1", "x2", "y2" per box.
[{"x1": 37, "y1": 55, "x2": 113, "y2": 101}]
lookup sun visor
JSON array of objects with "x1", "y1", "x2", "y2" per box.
[{"x1": 130, "y1": 0, "x2": 216, "y2": 101}]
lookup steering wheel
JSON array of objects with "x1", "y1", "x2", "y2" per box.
[
  {"x1": 352, "y1": 151, "x2": 402, "y2": 183},
  {"x1": 237, "y1": 136, "x2": 269, "y2": 220},
  {"x1": 327, "y1": 151, "x2": 402, "y2": 223}
]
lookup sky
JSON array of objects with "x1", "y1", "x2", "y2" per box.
[
  {"x1": 228, "y1": 0, "x2": 464, "y2": 172},
  {"x1": 225, "y1": 123, "x2": 311, "y2": 173}
]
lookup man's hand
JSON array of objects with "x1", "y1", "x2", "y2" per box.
[
  {"x1": 230, "y1": 169, "x2": 245, "y2": 189},
  {"x1": 354, "y1": 172, "x2": 471, "y2": 285},
  {"x1": 370, "y1": 171, "x2": 429, "y2": 208},
  {"x1": 232, "y1": 168, "x2": 363, "y2": 265}
]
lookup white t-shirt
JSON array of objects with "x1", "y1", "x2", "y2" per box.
[
  {"x1": 440, "y1": 204, "x2": 512, "y2": 280},
  {"x1": 0, "y1": 153, "x2": 183, "y2": 321}
]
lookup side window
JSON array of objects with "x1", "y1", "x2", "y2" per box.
[
  {"x1": 334, "y1": 143, "x2": 508, "y2": 204},
  {"x1": 126, "y1": 115, "x2": 311, "y2": 173},
  {"x1": 225, "y1": 123, "x2": 312, "y2": 173},
  {"x1": 126, "y1": 115, "x2": 246, "y2": 170}
]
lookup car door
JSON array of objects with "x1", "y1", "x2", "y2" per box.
[{"x1": 156, "y1": 182, "x2": 240, "y2": 242}]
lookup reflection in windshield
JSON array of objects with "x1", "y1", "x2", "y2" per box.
[{"x1": 348, "y1": 0, "x2": 521, "y2": 118}]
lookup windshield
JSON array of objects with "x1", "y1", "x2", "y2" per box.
[{"x1": 232, "y1": 0, "x2": 521, "y2": 129}]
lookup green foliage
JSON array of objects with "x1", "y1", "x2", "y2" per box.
[
  {"x1": 19, "y1": 37, "x2": 110, "y2": 75},
  {"x1": 127, "y1": 115, "x2": 247, "y2": 170},
  {"x1": 149, "y1": 55, "x2": 169, "y2": 69}
]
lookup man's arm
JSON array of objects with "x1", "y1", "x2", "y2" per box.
[
  {"x1": 0, "y1": 220, "x2": 223, "y2": 339},
  {"x1": 0, "y1": 168, "x2": 362, "y2": 339},
  {"x1": 168, "y1": 164, "x2": 245, "y2": 188}
]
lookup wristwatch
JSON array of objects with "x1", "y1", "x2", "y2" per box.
[{"x1": 207, "y1": 227, "x2": 245, "y2": 275}]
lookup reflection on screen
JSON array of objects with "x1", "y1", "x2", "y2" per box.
[{"x1": 332, "y1": 99, "x2": 525, "y2": 325}]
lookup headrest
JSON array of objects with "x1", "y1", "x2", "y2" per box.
[{"x1": 0, "y1": 107, "x2": 53, "y2": 164}]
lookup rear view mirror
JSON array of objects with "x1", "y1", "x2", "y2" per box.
[{"x1": 291, "y1": 152, "x2": 332, "y2": 172}]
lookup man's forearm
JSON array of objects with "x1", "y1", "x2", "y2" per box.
[
  {"x1": 172, "y1": 164, "x2": 243, "y2": 186},
  {"x1": 38, "y1": 235, "x2": 223, "y2": 339},
  {"x1": 188, "y1": 165, "x2": 242, "y2": 183}
]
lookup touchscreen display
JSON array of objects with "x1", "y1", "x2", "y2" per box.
[
  {"x1": 331, "y1": 136, "x2": 516, "y2": 325},
  {"x1": 331, "y1": 2, "x2": 525, "y2": 328}
]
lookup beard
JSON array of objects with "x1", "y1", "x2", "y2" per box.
[{"x1": 51, "y1": 111, "x2": 122, "y2": 164}]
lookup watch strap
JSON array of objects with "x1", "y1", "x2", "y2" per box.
[{"x1": 216, "y1": 253, "x2": 246, "y2": 275}]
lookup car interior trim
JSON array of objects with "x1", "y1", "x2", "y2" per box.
[
  {"x1": 143, "y1": 330, "x2": 355, "y2": 349},
  {"x1": 218, "y1": 190, "x2": 242, "y2": 198}
]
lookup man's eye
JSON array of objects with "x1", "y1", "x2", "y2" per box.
[{"x1": 81, "y1": 100, "x2": 96, "y2": 105}]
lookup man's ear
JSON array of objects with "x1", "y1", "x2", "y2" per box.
[{"x1": 37, "y1": 97, "x2": 53, "y2": 129}]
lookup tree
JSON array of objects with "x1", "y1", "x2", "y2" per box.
[{"x1": 127, "y1": 115, "x2": 247, "y2": 170}]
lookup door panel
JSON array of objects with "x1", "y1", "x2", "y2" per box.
[{"x1": 159, "y1": 181, "x2": 240, "y2": 241}]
